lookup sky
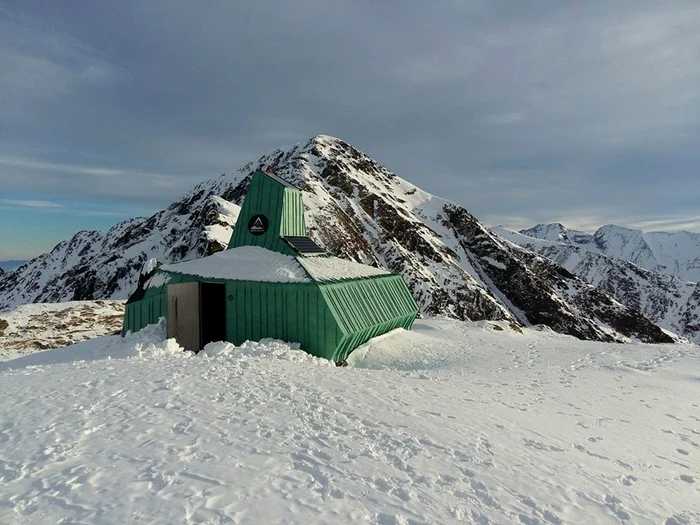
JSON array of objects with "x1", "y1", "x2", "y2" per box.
[{"x1": 1, "y1": 1, "x2": 699, "y2": 260}]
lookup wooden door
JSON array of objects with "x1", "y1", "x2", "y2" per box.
[{"x1": 167, "y1": 282, "x2": 201, "y2": 351}]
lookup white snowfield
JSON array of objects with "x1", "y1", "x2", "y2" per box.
[{"x1": 1, "y1": 317, "x2": 699, "y2": 524}]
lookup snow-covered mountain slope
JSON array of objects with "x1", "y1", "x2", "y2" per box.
[
  {"x1": 0, "y1": 317, "x2": 698, "y2": 524},
  {"x1": 522, "y1": 223, "x2": 700, "y2": 283},
  {"x1": 0, "y1": 194, "x2": 239, "y2": 308},
  {"x1": 0, "y1": 136, "x2": 673, "y2": 343},
  {"x1": 496, "y1": 227, "x2": 700, "y2": 344}
]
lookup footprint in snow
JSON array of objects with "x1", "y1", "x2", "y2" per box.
[
  {"x1": 617, "y1": 474, "x2": 637, "y2": 486},
  {"x1": 665, "y1": 514, "x2": 700, "y2": 525},
  {"x1": 373, "y1": 477, "x2": 392, "y2": 493},
  {"x1": 515, "y1": 494, "x2": 564, "y2": 525},
  {"x1": 604, "y1": 494, "x2": 631, "y2": 521},
  {"x1": 523, "y1": 439, "x2": 565, "y2": 452}
]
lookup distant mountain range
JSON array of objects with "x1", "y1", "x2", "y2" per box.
[
  {"x1": 497, "y1": 225, "x2": 700, "y2": 343},
  {"x1": 0, "y1": 136, "x2": 686, "y2": 345},
  {"x1": 521, "y1": 223, "x2": 700, "y2": 283}
]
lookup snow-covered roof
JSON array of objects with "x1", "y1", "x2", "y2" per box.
[
  {"x1": 158, "y1": 246, "x2": 312, "y2": 283},
  {"x1": 156, "y1": 246, "x2": 392, "y2": 285},
  {"x1": 299, "y1": 255, "x2": 391, "y2": 282}
]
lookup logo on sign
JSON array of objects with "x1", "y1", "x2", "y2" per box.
[{"x1": 248, "y1": 214, "x2": 269, "y2": 236}]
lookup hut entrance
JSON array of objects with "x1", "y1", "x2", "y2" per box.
[
  {"x1": 167, "y1": 282, "x2": 226, "y2": 352},
  {"x1": 200, "y1": 282, "x2": 226, "y2": 348}
]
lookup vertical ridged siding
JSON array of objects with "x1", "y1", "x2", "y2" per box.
[
  {"x1": 228, "y1": 171, "x2": 306, "y2": 255},
  {"x1": 122, "y1": 290, "x2": 167, "y2": 335},
  {"x1": 279, "y1": 189, "x2": 306, "y2": 237},
  {"x1": 319, "y1": 275, "x2": 418, "y2": 333},
  {"x1": 224, "y1": 280, "x2": 340, "y2": 359},
  {"x1": 318, "y1": 275, "x2": 419, "y2": 362}
]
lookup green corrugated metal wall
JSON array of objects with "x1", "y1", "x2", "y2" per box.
[
  {"x1": 123, "y1": 270, "x2": 419, "y2": 363},
  {"x1": 318, "y1": 275, "x2": 419, "y2": 362},
  {"x1": 227, "y1": 171, "x2": 306, "y2": 254},
  {"x1": 123, "y1": 292, "x2": 166, "y2": 335},
  {"x1": 224, "y1": 280, "x2": 341, "y2": 359},
  {"x1": 279, "y1": 189, "x2": 306, "y2": 237},
  {"x1": 223, "y1": 275, "x2": 417, "y2": 362}
]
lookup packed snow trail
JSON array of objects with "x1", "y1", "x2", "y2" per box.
[{"x1": 0, "y1": 318, "x2": 699, "y2": 524}]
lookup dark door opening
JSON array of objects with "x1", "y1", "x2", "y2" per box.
[{"x1": 200, "y1": 282, "x2": 227, "y2": 348}]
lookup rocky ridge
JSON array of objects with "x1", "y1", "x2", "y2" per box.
[{"x1": 496, "y1": 227, "x2": 700, "y2": 343}]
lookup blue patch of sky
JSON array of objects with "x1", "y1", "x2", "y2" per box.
[{"x1": 0, "y1": 192, "x2": 150, "y2": 259}]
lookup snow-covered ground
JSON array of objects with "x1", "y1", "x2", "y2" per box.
[
  {"x1": 0, "y1": 300, "x2": 125, "y2": 362},
  {"x1": 1, "y1": 311, "x2": 699, "y2": 524}
]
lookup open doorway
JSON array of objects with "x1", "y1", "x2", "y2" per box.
[
  {"x1": 200, "y1": 282, "x2": 227, "y2": 348},
  {"x1": 167, "y1": 281, "x2": 226, "y2": 352}
]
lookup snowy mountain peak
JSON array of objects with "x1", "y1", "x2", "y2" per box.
[
  {"x1": 0, "y1": 137, "x2": 676, "y2": 343},
  {"x1": 520, "y1": 223, "x2": 593, "y2": 246}
]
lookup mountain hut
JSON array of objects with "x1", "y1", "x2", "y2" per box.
[{"x1": 121, "y1": 169, "x2": 419, "y2": 363}]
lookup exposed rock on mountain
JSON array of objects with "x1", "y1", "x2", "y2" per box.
[
  {"x1": 0, "y1": 194, "x2": 239, "y2": 308},
  {"x1": 0, "y1": 136, "x2": 675, "y2": 343},
  {"x1": 522, "y1": 223, "x2": 700, "y2": 283},
  {"x1": 497, "y1": 227, "x2": 700, "y2": 343}
]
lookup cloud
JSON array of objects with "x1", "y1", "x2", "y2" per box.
[
  {"x1": 74, "y1": 210, "x2": 132, "y2": 217},
  {"x1": 1, "y1": 199, "x2": 65, "y2": 209},
  {"x1": 626, "y1": 216, "x2": 700, "y2": 233},
  {"x1": 0, "y1": 153, "x2": 191, "y2": 205},
  {"x1": 0, "y1": 12, "x2": 121, "y2": 129},
  {"x1": 0, "y1": 0, "x2": 698, "y2": 242},
  {"x1": 0, "y1": 156, "x2": 124, "y2": 177}
]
